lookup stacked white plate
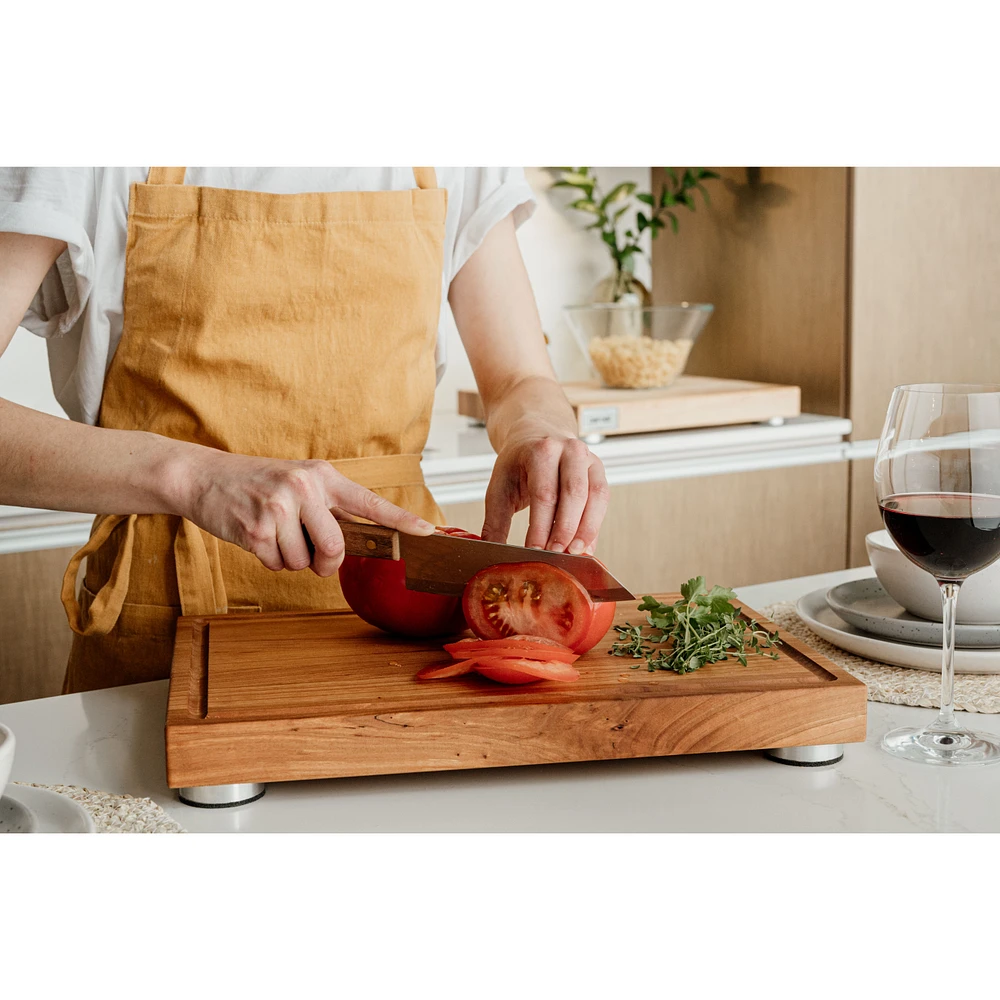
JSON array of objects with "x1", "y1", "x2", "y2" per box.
[{"x1": 796, "y1": 577, "x2": 1000, "y2": 674}]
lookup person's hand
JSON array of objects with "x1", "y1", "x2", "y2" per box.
[
  {"x1": 481, "y1": 434, "x2": 610, "y2": 554},
  {"x1": 179, "y1": 450, "x2": 434, "y2": 577}
]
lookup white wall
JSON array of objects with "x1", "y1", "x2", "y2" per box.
[{"x1": 0, "y1": 166, "x2": 651, "y2": 422}]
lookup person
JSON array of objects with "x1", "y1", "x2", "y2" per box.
[{"x1": 0, "y1": 167, "x2": 610, "y2": 693}]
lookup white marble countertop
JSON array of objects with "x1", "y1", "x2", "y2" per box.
[
  {"x1": 4, "y1": 564, "x2": 998, "y2": 833},
  {"x1": 0, "y1": 411, "x2": 857, "y2": 553}
]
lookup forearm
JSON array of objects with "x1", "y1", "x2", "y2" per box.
[{"x1": 0, "y1": 397, "x2": 191, "y2": 515}]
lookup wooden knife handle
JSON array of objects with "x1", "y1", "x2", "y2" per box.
[{"x1": 336, "y1": 519, "x2": 400, "y2": 560}]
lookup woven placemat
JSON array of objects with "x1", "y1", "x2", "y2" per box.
[
  {"x1": 763, "y1": 602, "x2": 1000, "y2": 715},
  {"x1": 14, "y1": 782, "x2": 186, "y2": 833}
]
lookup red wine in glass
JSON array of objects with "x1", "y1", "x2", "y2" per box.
[
  {"x1": 880, "y1": 492, "x2": 1000, "y2": 581},
  {"x1": 875, "y1": 383, "x2": 1000, "y2": 766}
]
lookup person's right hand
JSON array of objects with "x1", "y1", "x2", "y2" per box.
[{"x1": 178, "y1": 450, "x2": 434, "y2": 577}]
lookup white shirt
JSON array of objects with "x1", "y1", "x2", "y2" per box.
[{"x1": 0, "y1": 167, "x2": 536, "y2": 424}]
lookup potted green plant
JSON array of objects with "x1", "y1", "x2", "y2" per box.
[{"x1": 551, "y1": 167, "x2": 719, "y2": 303}]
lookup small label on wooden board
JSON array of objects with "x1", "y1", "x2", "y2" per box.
[{"x1": 578, "y1": 406, "x2": 620, "y2": 433}]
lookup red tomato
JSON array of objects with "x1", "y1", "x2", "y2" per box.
[
  {"x1": 462, "y1": 562, "x2": 600, "y2": 652},
  {"x1": 443, "y1": 636, "x2": 580, "y2": 663},
  {"x1": 416, "y1": 658, "x2": 476, "y2": 680},
  {"x1": 339, "y1": 556, "x2": 467, "y2": 638},
  {"x1": 472, "y1": 657, "x2": 581, "y2": 684},
  {"x1": 338, "y1": 524, "x2": 483, "y2": 638},
  {"x1": 576, "y1": 600, "x2": 617, "y2": 653}
]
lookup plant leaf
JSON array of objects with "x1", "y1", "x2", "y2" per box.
[
  {"x1": 599, "y1": 182, "x2": 637, "y2": 210},
  {"x1": 636, "y1": 192, "x2": 655, "y2": 206},
  {"x1": 569, "y1": 199, "x2": 600, "y2": 214},
  {"x1": 636, "y1": 212, "x2": 648, "y2": 232}
]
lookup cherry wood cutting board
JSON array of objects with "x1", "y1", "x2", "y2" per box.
[
  {"x1": 164, "y1": 597, "x2": 867, "y2": 788},
  {"x1": 458, "y1": 376, "x2": 801, "y2": 437}
]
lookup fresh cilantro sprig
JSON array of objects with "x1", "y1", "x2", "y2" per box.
[{"x1": 609, "y1": 576, "x2": 781, "y2": 675}]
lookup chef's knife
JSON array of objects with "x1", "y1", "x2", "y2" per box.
[{"x1": 336, "y1": 520, "x2": 633, "y2": 602}]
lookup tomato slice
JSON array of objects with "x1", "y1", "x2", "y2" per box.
[
  {"x1": 473, "y1": 657, "x2": 581, "y2": 685},
  {"x1": 443, "y1": 636, "x2": 579, "y2": 663},
  {"x1": 462, "y1": 562, "x2": 596, "y2": 651},
  {"x1": 416, "y1": 659, "x2": 476, "y2": 681}
]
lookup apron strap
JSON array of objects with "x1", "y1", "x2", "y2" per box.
[
  {"x1": 174, "y1": 518, "x2": 229, "y2": 617},
  {"x1": 412, "y1": 168, "x2": 437, "y2": 190},
  {"x1": 61, "y1": 514, "x2": 138, "y2": 636},
  {"x1": 146, "y1": 167, "x2": 436, "y2": 190},
  {"x1": 61, "y1": 514, "x2": 229, "y2": 635},
  {"x1": 147, "y1": 167, "x2": 187, "y2": 185}
]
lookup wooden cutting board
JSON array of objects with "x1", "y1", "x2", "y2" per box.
[
  {"x1": 458, "y1": 376, "x2": 801, "y2": 437},
  {"x1": 164, "y1": 598, "x2": 867, "y2": 788}
]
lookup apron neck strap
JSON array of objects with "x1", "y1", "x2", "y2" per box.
[
  {"x1": 147, "y1": 167, "x2": 186, "y2": 185},
  {"x1": 412, "y1": 167, "x2": 437, "y2": 190},
  {"x1": 146, "y1": 167, "x2": 437, "y2": 190}
]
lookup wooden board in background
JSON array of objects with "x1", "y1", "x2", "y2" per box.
[
  {"x1": 459, "y1": 376, "x2": 801, "y2": 437},
  {"x1": 165, "y1": 597, "x2": 867, "y2": 788}
]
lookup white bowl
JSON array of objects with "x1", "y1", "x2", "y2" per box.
[
  {"x1": 865, "y1": 530, "x2": 1000, "y2": 624},
  {"x1": 0, "y1": 724, "x2": 14, "y2": 802}
]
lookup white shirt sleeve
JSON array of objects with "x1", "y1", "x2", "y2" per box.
[
  {"x1": 0, "y1": 167, "x2": 98, "y2": 339},
  {"x1": 448, "y1": 166, "x2": 536, "y2": 282}
]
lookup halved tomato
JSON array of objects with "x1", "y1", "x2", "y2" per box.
[
  {"x1": 473, "y1": 657, "x2": 581, "y2": 684},
  {"x1": 443, "y1": 636, "x2": 579, "y2": 663},
  {"x1": 462, "y1": 562, "x2": 599, "y2": 652},
  {"x1": 338, "y1": 525, "x2": 481, "y2": 638},
  {"x1": 576, "y1": 600, "x2": 617, "y2": 653},
  {"x1": 339, "y1": 554, "x2": 468, "y2": 638}
]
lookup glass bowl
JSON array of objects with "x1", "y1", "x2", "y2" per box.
[{"x1": 564, "y1": 303, "x2": 714, "y2": 390}]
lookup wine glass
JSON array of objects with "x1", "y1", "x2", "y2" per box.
[{"x1": 874, "y1": 384, "x2": 1000, "y2": 765}]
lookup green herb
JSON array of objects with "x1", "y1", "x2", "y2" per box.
[
  {"x1": 550, "y1": 167, "x2": 720, "y2": 302},
  {"x1": 609, "y1": 576, "x2": 781, "y2": 675}
]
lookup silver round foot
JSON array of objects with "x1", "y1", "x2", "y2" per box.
[
  {"x1": 178, "y1": 783, "x2": 266, "y2": 808},
  {"x1": 764, "y1": 744, "x2": 844, "y2": 767},
  {"x1": 764, "y1": 416, "x2": 786, "y2": 427}
]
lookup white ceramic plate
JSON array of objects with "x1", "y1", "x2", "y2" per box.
[
  {"x1": 0, "y1": 785, "x2": 96, "y2": 834},
  {"x1": 796, "y1": 587, "x2": 1000, "y2": 674},
  {"x1": 826, "y1": 578, "x2": 1000, "y2": 649}
]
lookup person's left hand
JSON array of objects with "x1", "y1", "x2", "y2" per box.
[{"x1": 481, "y1": 433, "x2": 610, "y2": 554}]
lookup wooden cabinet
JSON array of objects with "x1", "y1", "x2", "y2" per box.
[
  {"x1": 652, "y1": 166, "x2": 1000, "y2": 569},
  {"x1": 0, "y1": 546, "x2": 75, "y2": 704}
]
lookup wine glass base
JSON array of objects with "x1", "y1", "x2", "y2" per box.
[{"x1": 881, "y1": 725, "x2": 1000, "y2": 766}]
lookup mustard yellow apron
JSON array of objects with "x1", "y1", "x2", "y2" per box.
[{"x1": 61, "y1": 166, "x2": 447, "y2": 693}]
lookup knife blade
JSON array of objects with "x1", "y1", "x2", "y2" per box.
[{"x1": 336, "y1": 520, "x2": 633, "y2": 602}]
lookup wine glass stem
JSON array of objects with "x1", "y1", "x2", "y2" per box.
[{"x1": 935, "y1": 581, "x2": 962, "y2": 730}]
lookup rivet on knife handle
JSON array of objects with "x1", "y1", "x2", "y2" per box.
[{"x1": 337, "y1": 520, "x2": 400, "y2": 560}]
